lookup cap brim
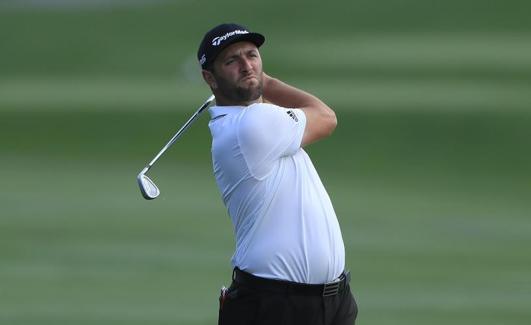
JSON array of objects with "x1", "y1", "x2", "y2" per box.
[
  {"x1": 209, "y1": 33, "x2": 265, "y2": 66},
  {"x1": 232, "y1": 32, "x2": 265, "y2": 48}
]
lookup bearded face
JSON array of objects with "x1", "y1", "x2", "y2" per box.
[
  {"x1": 206, "y1": 41, "x2": 264, "y2": 106},
  {"x1": 213, "y1": 70, "x2": 264, "y2": 104}
]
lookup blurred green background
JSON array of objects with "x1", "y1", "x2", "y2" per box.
[{"x1": 1, "y1": 0, "x2": 530, "y2": 324}]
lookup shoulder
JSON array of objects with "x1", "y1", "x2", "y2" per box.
[
  {"x1": 240, "y1": 103, "x2": 304, "y2": 132},
  {"x1": 242, "y1": 103, "x2": 286, "y2": 121},
  {"x1": 236, "y1": 103, "x2": 275, "y2": 146},
  {"x1": 236, "y1": 102, "x2": 306, "y2": 150}
]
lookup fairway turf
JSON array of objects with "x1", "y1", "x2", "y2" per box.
[
  {"x1": 1, "y1": 111, "x2": 530, "y2": 324},
  {"x1": 1, "y1": 1, "x2": 531, "y2": 324}
]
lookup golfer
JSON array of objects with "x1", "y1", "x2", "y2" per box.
[{"x1": 198, "y1": 23, "x2": 358, "y2": 325}]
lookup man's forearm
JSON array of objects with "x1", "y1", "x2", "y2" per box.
[{"x1": 262, "y1": 73, "x2": 328, "y2": 110}]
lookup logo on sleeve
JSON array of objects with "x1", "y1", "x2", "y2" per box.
[{"x1": 286, "y1": 110, "x2": 298, "y2": 122}]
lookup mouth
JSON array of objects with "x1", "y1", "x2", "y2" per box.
[{"x1": 240, "y1": 75, "x2": 257, "y2": 82}]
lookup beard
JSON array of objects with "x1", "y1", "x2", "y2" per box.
[{"x1": 215, "y1": 73, "x2": 263, "y2": 104}]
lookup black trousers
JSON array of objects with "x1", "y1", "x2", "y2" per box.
[{"x1": 218, "y1": 269, "x2": 358, "y2": 325}]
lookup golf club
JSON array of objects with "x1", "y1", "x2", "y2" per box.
[{"x1": 137, "y1": 94, "x2": 215, "y2": 200}]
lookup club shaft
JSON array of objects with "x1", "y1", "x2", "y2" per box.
[{"x1": 144, "y1": 95, "x2": 215, "y2": 171}]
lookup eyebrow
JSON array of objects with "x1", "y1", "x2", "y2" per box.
[{"x1": 223, "y1": 48, "x2": 258, "y2": 61}]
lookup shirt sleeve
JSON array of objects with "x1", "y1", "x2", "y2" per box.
[{"x1": 238, "y1": 103, "x2": 307, "y2": 179}]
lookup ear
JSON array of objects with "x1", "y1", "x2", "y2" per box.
[{"x1": 202, "y1": 70, "x2": 218, "y2": 89}]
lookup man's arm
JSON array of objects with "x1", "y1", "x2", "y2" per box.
[{"x1": 261, "y1": 73, "x2": 337, "y2": 147}]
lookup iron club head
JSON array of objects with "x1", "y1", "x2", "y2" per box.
[{"x1": 137, "y1": 170, "x2": 160, "y2": 200}]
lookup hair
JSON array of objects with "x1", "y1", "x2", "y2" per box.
[
  {"x1": 203, "y1": 61, "x2": 220, "y2": 75},
  {"x1": 203, "y1": 63, "x2": 214, "y2": 73}
]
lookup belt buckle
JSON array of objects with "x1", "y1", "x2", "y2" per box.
[{"x1": 322, "y1": 280, "x2": 341, "y2": 297}]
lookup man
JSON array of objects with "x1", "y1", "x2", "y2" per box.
[{"x1": 198, "y1": 23, "x2": 358, "y2": 325}]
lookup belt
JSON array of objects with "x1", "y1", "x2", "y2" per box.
[{"x1": 232, "y1": 268, "x2": 350, "y2": 297}]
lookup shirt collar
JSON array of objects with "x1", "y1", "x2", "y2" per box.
[{"x1": 209, "y1": 105, "x2": 245, "y2": 119}]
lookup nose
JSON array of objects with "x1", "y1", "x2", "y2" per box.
[{"x1": 240, "y1": 57, "x2": 253, "y2": 72}]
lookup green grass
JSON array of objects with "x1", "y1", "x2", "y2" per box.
[
  {"x1": 1, "y1": 0, "x2": 531, "y2": 324},
  {"x1": 1, "y1": 156, "x2": 529, "y2": 324},
  {"x1": 1, "y1": 111, "x2": 530, "y2": 324}
]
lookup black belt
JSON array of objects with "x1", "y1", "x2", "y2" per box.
[{"x1": 232, "y1": 268, "x2": 350, "y2": 297}]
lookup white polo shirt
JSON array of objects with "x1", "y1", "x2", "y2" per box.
[{"x1": 208, "y1": 102, "x2": 345, "y2": 284}]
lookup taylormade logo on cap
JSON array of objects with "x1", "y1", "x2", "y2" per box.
[
  {"x1": 198, "y1": 23, "x2": 265, "y2": 69},
  {"x1": 211, "y1": 29, "x2": 249, "y2": 46}
]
